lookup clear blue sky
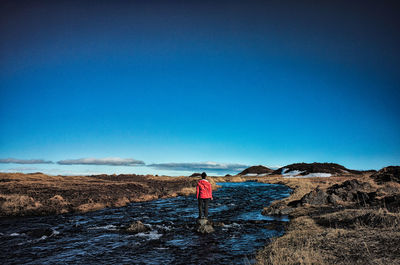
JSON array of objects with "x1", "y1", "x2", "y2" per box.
[{"x1": 1, "y1": 0, "x2": 399, "y2": 175}]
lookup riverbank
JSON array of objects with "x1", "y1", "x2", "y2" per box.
[
  {"x1": 0, "y1": 173, "x2": 218, "y2": 217},
  {"x1": 252, "y1": 169, "x2": 400, "y2": 264},
  {"x1": 0, "y1": 180, "x2": 290, "y2": 264},
  {"x1": 2, "y1": 170, "x2": 399, "y2": 264}
]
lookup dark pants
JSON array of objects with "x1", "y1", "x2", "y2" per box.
[{"x1": 198, "y1": 198, "x2": 210, "y2": 218}]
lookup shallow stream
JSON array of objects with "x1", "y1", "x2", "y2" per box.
[{"x1": 0, "y1": 182, "x2": 291, "y2": 264}]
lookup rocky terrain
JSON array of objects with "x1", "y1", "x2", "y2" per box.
[
  {"x1": 370, "y1": 166, "x2": 400, "y2": 184},
  {"x1": 256, "y1": 166, "x2": 400, "y2": 265},
  {"x1": 0, "y1": 173, "x2": 218, "y2": 217}
]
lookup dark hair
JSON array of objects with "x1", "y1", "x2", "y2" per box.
[{"x1": 201, "y1": 172, "x2": 207, "y2": 179}]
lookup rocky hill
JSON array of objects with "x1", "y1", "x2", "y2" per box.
[
  {"x1": 370, "y1": 166, "x2": 400, "y2": 184},
  {"x1": 273, "y1": 162, "x2": 362, "y2": 176},
  {"x1": 238, "y1": 165, "x2": 273, "y2": 175}
]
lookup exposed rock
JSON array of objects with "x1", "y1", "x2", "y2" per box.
[
  {"x1": 280, "y1": 207, "x2": 294, "y2": 215},
  {"x1": 375, "y1": 194, "x2": 400, "y2": 212},
  {"x1": 327, "y1": 179, "x2": 372, "y2": 201},
  {"x1": 265, "y1": 207, "x2": 293, "y2": 216},
  {"x1": 299, "y1": 188, "x2": 330, "y2": 205},
  {"x1": 288, "y1": 178, "x2": 400, "y2": 212},
  {"x1": 196, "y1": 218, "x2": 214, "y2": 234},
  {"x1": 328, "y1": 193, "x2": 342, "y2": 205},
  {"x1": 377, "y1": 184, "x2": 400, "y2": 195},
  {"x1": 327, "y1": 179, "x2": 379, "y2": 207},
  {"x1": 328, "y1": 179, "x2": 371, "y2": 192},
  {"x1": 262, "y1": 201, "x2": 294, "y2": 216},
  {"x1": 273, "y1": 163, "x2": 362, "y2": 175},
  {"x1": 289, "y1": 179, "x2": 377, "y2": 208},
  {"x1": 126, "y1": 221, "x2": 150, "y2": 234},
  {"x1": 370, "y1": 166, "x2": 400, "y2": 184},
  {"x1": 239, "y1": 165, "x2": 273, "y2": 176}
]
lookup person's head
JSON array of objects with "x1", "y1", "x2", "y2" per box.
[{"x1": 201, "y1": 172, "x2": 207, "y2": 179}]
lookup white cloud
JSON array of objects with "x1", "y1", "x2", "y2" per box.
[
  {"x1": 147, "y1": 161, "x2": 248, "y2": 173},
  {"x1": 57, "y1": 157, "x2": 145, "y2": 166},
  {"x1": 0, "y1": 158, "x2": 53, "y2": 164}
]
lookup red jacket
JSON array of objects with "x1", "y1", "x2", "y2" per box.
[{"x1": 196, "y1": 179, "x2": 213, "y2": 199}]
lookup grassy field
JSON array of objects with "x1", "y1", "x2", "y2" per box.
[{"x1": 0, "y1": 172, "x2": 218, "y2": 216}]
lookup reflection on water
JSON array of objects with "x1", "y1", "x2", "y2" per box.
[{"x1": 0, "y1": 181, "x2": 291, "y2": 265}]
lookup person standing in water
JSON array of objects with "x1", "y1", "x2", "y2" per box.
[{"x1": 196, "y1": 172, "x2": 213, "y2": 219}]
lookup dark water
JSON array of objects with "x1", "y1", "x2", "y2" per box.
[{"x1": 0, "y1": 182, "x2": 291, "y2": 265}]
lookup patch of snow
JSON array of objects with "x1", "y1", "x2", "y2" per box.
[
  {"x1": 258, "y1": 173, "x2": 268, "y2": 177},
  {"x1": 301, "y1": 173, "x2": 332, "y2": 178},
  {"x1": 244, "y1": 173, "x2": 258, "y2": 176},
  {"x1": 10, "y1": 233, "x2": 20, "y2": 237},
  {"x1": 284, "y1": 172, "x2": 332, "y2": 178},
  {"x1": 282, "y1": 170, "x2": 305, "y2": 177}
]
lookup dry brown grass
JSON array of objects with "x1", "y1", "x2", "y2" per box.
[
  {"x1": 177, "y1": 187, "x2": 197, "y2": 196},
  {"x1": 76, "y1": 202, "x2": 107, "y2": 213},
  {"x1": 0, "y1": 172, "x2": 213, "y2": 216},
  {"x1": 254, "y1": 173, "x2": 400, "y2": 265},
  {"x1": 212, "y1": 175, "x2": 246, "y2": 182},
  {"x1": 0, "y1": 194, "x2": 43, "y2": 215},
  {"x1": 256, "y1": 216, "x2": 327, "y2": 265},
  {"x1": 257, "y1": 208, "x2": 400, "y2": 265},
  {"x1": 315, "y1": 208, "x2": 400, "y2": 229}
]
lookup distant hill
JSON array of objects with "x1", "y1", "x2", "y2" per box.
[
  {"x1": 273, "y1": 163, "x2": 362, "y2": 176},
  {"x1": 239, "y1": 165, "x2": 273, "y2": 175},
  {"x1": 189, "y1": 173, "x2": 202, "y2": 177}
]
